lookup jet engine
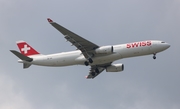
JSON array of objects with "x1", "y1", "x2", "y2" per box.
[
  {"x1": 95, "y1": 46, "x2": 113, "y2": 54},
  {"x1": 106, "y1": 64, "x2": 124, "y2": 72}
]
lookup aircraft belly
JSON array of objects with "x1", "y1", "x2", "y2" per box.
[
  {"x1": 92, "y1": 53, "x2": 122, "y2": 65},
  {"x1": 31, "y1": 56, "x2": 49, "y2": 66},
  {"x1": 75, "y1": 55, "x2": 86, "y2": 65},
  {"x1": 49, "y1": 53, "x2": 81, "y2": 66},
  {"x1": 31, "y1": 54, "x2": 79, "y2": 67}
]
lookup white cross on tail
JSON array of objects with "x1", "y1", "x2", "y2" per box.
[{"x1": 21, "y1": 45, "x2": 30, "y2": 54}]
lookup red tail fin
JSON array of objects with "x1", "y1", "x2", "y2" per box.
[{"x1": 16, "y1": 41, "x2": 40, "y2": 56}]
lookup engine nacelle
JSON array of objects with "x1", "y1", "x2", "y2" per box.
[
  {"x1": 95, "y1": 46, "x2": 113, "y2": 54},
  {"x1": 106, "y1": 64, "x2": 124, "y2": 72}
]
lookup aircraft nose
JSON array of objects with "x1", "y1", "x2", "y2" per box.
[
  {"x1": 162, "y1": 43, "x2": 170, "y2": 50},
  {"x1": 165, "y1": 43, "x2": 170, "y2": 49}
]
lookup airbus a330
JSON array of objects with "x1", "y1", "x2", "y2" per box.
[{"x1": 10, "y1": 18, "x2": 170, "y2": 79}]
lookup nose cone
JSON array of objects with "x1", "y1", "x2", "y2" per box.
[
  {"x1": 153, "y1": 41, "x2": 170, "y2": 53},
  {"x1": 161, "y1": 43, "x2": 170, "y2": 51},
  {"x1": 165, "y1": 43, "x2": 170, "y2": 49}
]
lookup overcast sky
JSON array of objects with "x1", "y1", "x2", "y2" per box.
[{"x1": 0, "y1": 0, "x2": 179, "y2": 109}]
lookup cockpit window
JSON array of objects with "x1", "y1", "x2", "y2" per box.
[{"x1": 161, "y1": 42, "x2": 165, "y2": 43}]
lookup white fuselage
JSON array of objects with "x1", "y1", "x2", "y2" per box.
[{"x1": 19, "y1": 40, "x2": 170, "y2": 67}]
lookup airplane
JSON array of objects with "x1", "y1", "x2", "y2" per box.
[{"x1": 10, "y1": 18, "x2": 170, "y2": 79}]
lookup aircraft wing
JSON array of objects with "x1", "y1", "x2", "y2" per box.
[
  {"x1": 86, "y1": 63, "x2": 112, "y2": 79},
  {"x1": 47, "y1": 18, "x2": 99, "y2": 58}
]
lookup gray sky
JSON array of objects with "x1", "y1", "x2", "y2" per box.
[{"x1": 0, "y1": 0, "x2": 179, "y2": 109}]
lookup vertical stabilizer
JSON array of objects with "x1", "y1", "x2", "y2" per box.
[{"x1": 16, "y1": 41, "x2": 40, "y2": 56}]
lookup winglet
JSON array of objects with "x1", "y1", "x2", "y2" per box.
[
  {"x1": 85, "y1": 75, "x2": 93, "y2": 79},
  {"x1": 47, "y1": 18, "x2": 53, "y2": 23}
]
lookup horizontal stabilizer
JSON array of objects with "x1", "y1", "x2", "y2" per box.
[
  {"x1": 10, "y1": 50, "x2": 33, "y2": 62},
  {"x1": 23, "y1": 63, "x2": 31, "y2": 69}
]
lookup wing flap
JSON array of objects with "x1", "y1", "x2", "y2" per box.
[
  {"x1": 86, "y1": 66, "x2": 105, "y2": 79},
  {"x1": 86, "y1": 62, "x2": 112, "y2": 79}
]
